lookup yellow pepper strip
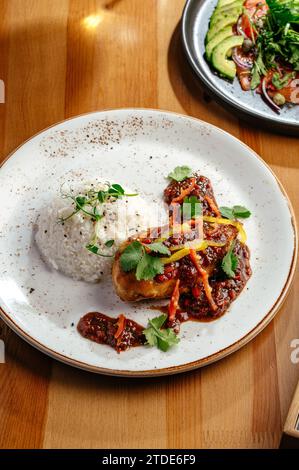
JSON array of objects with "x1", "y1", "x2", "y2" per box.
[
  {"x1": 161, "y1": 240, "x2": 225, "y2": 264},
  {"x1": 203, "y1": 216, "x2": 247, "y2": 244},
  {"x1": 169, "y1": 239, "x2": 225, "y2": 251},
  {"x1": 161, "y1": 248, "x2": 191, "y2": 264}
]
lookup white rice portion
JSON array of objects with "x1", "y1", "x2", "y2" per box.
[{"x1": 35, "y1": 180, "x2": 156, "y2": 282}]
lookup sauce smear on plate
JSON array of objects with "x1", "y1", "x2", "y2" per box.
[{"x1": 78, "y1": 312, "x2": 145, "y2": 353}]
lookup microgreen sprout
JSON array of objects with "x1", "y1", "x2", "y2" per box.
[{"x1": 58, "y1": 183, "x2": 138, "y2": 256}]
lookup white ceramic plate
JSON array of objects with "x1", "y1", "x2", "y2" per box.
[{"x1": 0, "y1": 109, "x2": 297, "y2": 377}]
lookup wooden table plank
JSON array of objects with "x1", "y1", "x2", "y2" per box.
[{"x1": 0, "y1": 0, "x2": 298, "y2": 449}]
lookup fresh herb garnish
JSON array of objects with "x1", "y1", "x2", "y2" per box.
[
  {"x1": 135, "y1": 253, "x2": 164, "y2": 281},
  {"x1": 105, "y1": 239, "x2": 115, "y2": 248},
  {"x1": 221, "y1": 242, "x2": 238, "y2": 278},
  {"x1": 167, "y1": 166, "x2": 192, "y2": 182},
  {"x1": 97, "y1": 184, "x2": 137, "y2": 203},
  {"x1": 59, "y1": 183, "x2": 138, "y2": 255},
  {"x1": 267, "y1": 0, "x2": 299, "y2": 26},
  {"x1": 250, "y1": 0, "x2": 299, "y2": 93},
  {"x1": 145, "y1": 242, "x2": 171, "y2": 255},
  {"x1": 250, "y1": 52, "x2": 267, "y2": 90},
  {"x1": 120, "y1": 240, "x2": 169, "y2": 281},
  {"x1": 143, "y1": 314, "x2": 180, "y2": 352},
  {"x1": 86, "y1": 244, "x2": 114, "y2": 257},
  {"x1": 182, "y1": 196, "x2": 203, "y2": 220},
  {"x1": 120, "y1": 241, "x2": 144, "y2": 272},
  {"x1": 220, "y1": 205, "x2": 251, "y2": 219}
]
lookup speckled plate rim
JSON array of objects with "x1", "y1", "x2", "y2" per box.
[
  {"x1": 0, "y1": 108, "x2": 297, "y2": 378},
  {"x1": 181, "y1": 0, "x2": 299, "y2": 135}
]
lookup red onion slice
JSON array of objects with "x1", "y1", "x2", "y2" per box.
[
  {"x1": 232, "y1": 47, "x2": 254, "y2": 70},
  {"x1": 261, "y1": 77, "x2": 281, "y2": 113}
]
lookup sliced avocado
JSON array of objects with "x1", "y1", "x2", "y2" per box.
[
  {"x1": 217, "y1": 0, "x2": 238, "y2": 7},
  {"x1": 216, "y1": 0, "x2": 244, "y2": 10},
  {"x1": 206, "y1": 15, "x2": 239, "y2": 43},
  {"x1": 205, "y1": 26, "x2": 233, "y2": 62},
  {"x1": 211, "y1": 35, "x2": 244, "y2": 80},
  {"x1": 210, "y1": 5, "x2": 243, "y2": 27}
]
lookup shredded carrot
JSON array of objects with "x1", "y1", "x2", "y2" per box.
[
  {"x1": 171, "y1": 178, "x2": 196, "y2": 204},
  {"x1": 204, "y1": 195, "x2": 221, "y2": 217},
  {"x1": 168, "y1": 279, "x2": 181, "y2": 321},
  {"x1": 189, "y1": 249, "x2": 217, "y2": 312},
  {"x1": 114, "y1": 314, "x2": 126, "y2": 339}
]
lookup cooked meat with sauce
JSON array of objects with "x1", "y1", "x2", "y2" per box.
[
  {"x1": 164, "y1": 173, "x2": 221, "y2": 217},
  {"x1": 112, "y1": 173, "x2": 251, "y2": 324},
  {"x1": 78, "y1": 172, "x2": 252, "y2": 353},
  {"x1": 112, "y1": 221, "x2": 238, "y2": 302}
]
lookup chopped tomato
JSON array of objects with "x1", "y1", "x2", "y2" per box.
[
  {"x1": 244, "y1": 0, "x2": 267, "y2": 10},
  {"x1": 242, "y1": 0, "x2": 268, "y2": 39}
]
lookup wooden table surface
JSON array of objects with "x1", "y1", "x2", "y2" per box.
[{"x1": 0, "y1": 0, "x2": 298, "y2": 449}]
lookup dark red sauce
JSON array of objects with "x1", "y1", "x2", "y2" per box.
[{"x1": 77, "y1": 312, "x2": 145, "y2": 353}]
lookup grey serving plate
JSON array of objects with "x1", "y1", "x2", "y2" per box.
[{"x1": 181, "y1": 0, "x2": 299, "y2": 136}]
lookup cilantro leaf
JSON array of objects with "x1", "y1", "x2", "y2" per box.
[
  {"x1": 135, "y1": 253, "x2": 164, "y2": 281},
  {"x1": 167, "y1": 166, "x2": 192, "y2": 182},
  {"x1": 143, "y1": 314, "x2": 180, "y2": 352},
  {"x1": 156, "y1": 329, "x2": 179, "y2": 352},
  {"x1": 120, "y1": 241, "x2": 165, "y2": 280},
  {"x1": 143, "y1": 326, "x2": 158, "y2": 347},
  {"x1": 219, "y1": 206, "x2": 234, "y2": 219},
  {"x1": 120, "y1": 241, "x2": 167, "y2": 281},
  {"x1": 232, "y1": 206, "x2": 251, "y2": 218},
  {"x1": 120, "y1": 241, "x2": 144, "y2": 272},
  {"x1": 149, "y1": 314, "x2": 168, "y2": 330},
  {"x1": 146, "y1": 242, "x2": 171, "y2": 256},
  {"x1": 220, "y1": 205, "x2": 251, "y2": 219},
  {"x1": 221, "y1": 243, "x2": 238, "y2": 278},
  {"x1": 86, "y1": 244, "x2": 114, "y2": 258},
  {"x1": 182, "y1": 196, "x2": 203, "y2": 220}
]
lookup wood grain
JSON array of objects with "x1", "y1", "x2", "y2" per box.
[{"x1": 0, "y1": 0, "x2": 298, "y2": 449}]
